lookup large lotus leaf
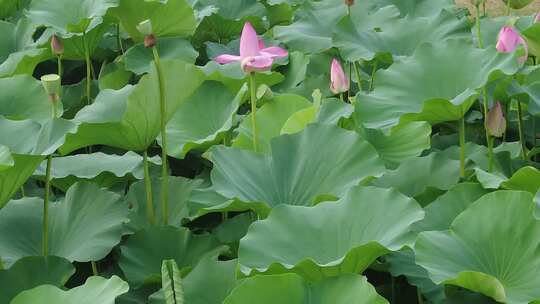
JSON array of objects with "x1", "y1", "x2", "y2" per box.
[
  {"x1": 0, "y1": 117, "x2": 77, "y2": 155},
  {"x1": 508, "y1": 0, "x2": 535, "y2": 9},
  {"x1": 360, "y1": 121, "x2": 432, "y2": 168},
  {"x1": 238, "y1": 186, "x2": 423, "y2": 280},
  {"x1": 369, "y1": 0, "x2": 455, "y2": 17},
  {"x1": 0, "y1": 18, "x2": 49, "y2": 78},
  {"x1": 232, "y1": 93, "x2": 311, "y2": 153},
  {"x1": 111, "y1": 0, "x2": 196, "y2": 42},
  {"x1": 126, "y1": 176, "x2": 203, "y2": 232},
  {"x1": 34, "y1": 151, "x2": 161, "y2": 191},
  {"x1": 414, "y1": 183, "x2": 489, "y2": 232},
  {"x1": 373, "y1": 152, "x2": 461, "y2": 198},
  {"x1": 25, "y1": 0, "x2": 118, "y2": 33},
  {"x1": 11, "y1": 275, "x2": 129, "y2": 304},
  {"x1": 194, "y1": 0, "x2": 265, "y2": 20},
  {"x1": 475, "y1": 166, "x2": 540, "y2": 193},
  {"x1": 0, "y1": 75, "x2": 54, "y2": 121},
  {"x1": 354, "y1": 39, "x2": 521, "y2": 130},
  {"x1": 60, "y1": 59, "x2": 205, "y2": 153},
  {"x1": 0, "y1": 153, "x2": 43, "y2": 209},
  {"x1": 122, "y1": 37, "x2": 198, "y2": 75},
  {"x1": 334, "y1": 9, "x2": 468, "y2": 62},
  {"x1": 272, "y1": 0, "x2": 347, "y2": 53},
  {"x1": 119, "y1": 226, "x2": 220, "y2": 287},
  {"x1": 0, "y1": 182, "x2": 129, "y2": 267},
  {"x1": 0, "y1": 256, "x2": 75, "y2": 304},
  {"x1": 211, "y1": 124, "x2": 385, "y2": 214},
  {"x1": 415, "y1": 190, "x2": 540, "y2": 303},
  {"x1": 274, "y1": 0, "x2": 398, "y2": 53},
  {"x1": 149, "y1": 249, "x2": 238, "y2": 304},
  {"x1": 161, "y1": 81, "x2": 246, "y2": 158},
  {"x1": 224, "y1": 273, "x2": 388, "y2": 304}
]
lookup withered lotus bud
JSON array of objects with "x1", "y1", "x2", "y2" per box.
[
  {"x1": 144, "y1": 34, "x2": 156, "y2": 48},
  {"x1": 344, "y1": 0, "x2": 354, "y2": 6},
  {"x1": 51, "y1": 35, "x2": 64, "y2": 56}
]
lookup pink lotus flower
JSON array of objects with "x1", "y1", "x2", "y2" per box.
[
  {"x1": 535, "y1": 12, "x2": 540, "y2": 23},
  {"x1": 330, "y1": 59, "x2": 349, "y2": 94},
  {"x1": 496, "y1": 26, "x2": 528, "y2": 63},
  {"x1": 214, "y1": 22, "x2": 288, "y2": 73}
]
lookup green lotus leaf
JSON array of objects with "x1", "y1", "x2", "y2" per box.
[
  {"x1": 500, "y1": 166, "x2": 540, "y2": 193},
  {"x1": 414, "y1": 183, "x2": 489, "y2": 232},
  {"x1": 98, "y1": 61, "x2": 132, "y2": 90},
  {"x1": 360, "y1": 121, "x2": 432, "y2": 168},
  {"x1": 10, "y1": 275, "x2": 129, "y2": 304},
  {"x1": 149, "y1": 249, "x2": 238, "y2": 304},
  {"x1": 415, "y1": 190, "x2": 540, "y2": 303},
  {"x1": 373, "y1": 152, "x2": 461, "y2": 198},
  {"x1": 224, "y1": 273, "x2": 388, "y2": 304},
  {"x1": 194, "y1": 0, "x2": 265, "y2": 20},
  {"x1": 233, "y1": 93, "x2": 311, "y2": 153},
  {"x1": 126, "y1": 176, "x2": 203, "y2": 232},
  {"x1": 0, "y1": 153, "x2": 43, "y2": 209},
  {"x1": 0, "y1": 75, "x2": 55, "y2": 121},
  {"x1": 238, "y1": 186, "x2": 423, "y2": 280},
  {"x1": 0, "y1": 117, "x2": 77, "y2": 155},
  {"x1": 26, "y1": 0, "x2": 119, "y2": 33},
  {"x1": 0, "y1": 18, "x2": 49, "y2": 78},
  {"x1": 33, "y1": 151, "x2": 161, "y2": 191},
  {"x1": 273, "y1": 0, "x2": 348, "y2": 53},
  {"x1": 119, "y1": 226, "x2": 220, "y2": 287},
  {"x1": 371, "y1": 0, "x2": 455, "y2": 17},
  {"x1": 111, "y1": 0, "x2": 196, "y2": 42},
  {"x1": 161, "y1": 81, "x2": 247, "y2": 158},
  {"x1": 213, "y1": 213, "x2": 254, "y2": 244},
  {"x1": 0, "y1": 182, "x2": 129, "y2": 266},
  {"x1": 334, "y1": 9, "x2": 468, "y2": 62},
  {"x1": 211, "y1": 124, "x2": 385, "y2": 214},
  {"x1": 40, "y1": 23, "x2": 110, "y2": 60},
  {"x1": 354, "y1": 39, "x2": 521, "y2": 130},
  {"x1": 0, "y1": 256, "x2": 75, "y2": 304},
  {"x1": 60, "y1": 59, "x2": 205, "y2": 153},
  {"x1": 507, "y1": 0, "x2": 535, "y2": 9},
  {"x1": 122, "y1": 37, "x2": 198, "y2": 75}
]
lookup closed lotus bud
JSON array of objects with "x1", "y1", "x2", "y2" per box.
[
  {"x1": 137, "y1": 19, "x2": 153, "y2": 36},
  {"x1": 51, "y1": 35, "x2": 64, "y2": 56},
  {"x1": 330, "y1": 58, "x2": 349, "y2": 95},
  {"x1": 486, "y1": 102, "x2": 506, "y2": 138},
  {"x1": 535, "y1": 12, "x2": 540, "y2": 23},
  {"x1": 496, "y1": 26, "x2": 528, "y2": 63},
  {"x1": 144, "y1": 34, "x2": 156, "y2": 48},
  {"x1": 41, "y1": 74, "x2": 61, "y2": 102},
  {"x1": 344, "y1": 0, "x2": 354, "y2": 6}
]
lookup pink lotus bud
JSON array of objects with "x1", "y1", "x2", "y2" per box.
[
  {"x1": 496, "y1": 26, "x2": 528, "y2": 63},
  {"x1": 330, "y1": 59, "x2": 349, "y2": 95},
  {"x1": 535, "y1": 12, "x2": 540, "y2": 23},
  {"x1": 51, "y1": 35, "x2": 64, "y2": 56},
  {"x1": 486, "y1": 102, "x2": 506, "y2": 138}
]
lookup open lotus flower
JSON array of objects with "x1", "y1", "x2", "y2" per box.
[
  {"x1": 496, "y1": 26, "x2": 528, "y2": 64},
  {"x1": 486, "y1": 102, "x2": 506, "y2": 138},
  {"x1": 214, "y1": 22, "x2": 288, "y2": 73},
  {"x1": 330, "y1": 58, "x2": 349, "y2": 94}
]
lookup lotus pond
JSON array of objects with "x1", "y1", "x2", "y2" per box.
[{"x1": 1, "y1": 0, "x2": 540, "y2": 303}]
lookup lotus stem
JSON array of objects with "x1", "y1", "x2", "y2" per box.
[
  {"x1": 340, "y1": 93, "x2": 344, "y2": 102},
  {"x1": 116, "y1": 24, "x2": 124, "y2": 54},
  {"x1": 20, "y1": 185, "x2": 25, "y2": 197},
  {"x1": 369, "y1": 60, "x2": 377, "y2": 92},
  {"x1": 488, "y1": 136, "x2": 494, "y2": 172},
  {"x1": 143, "y1": 150, "x2": 155, "y2": 225},
  {"x1": 82, "y1": 32, "x2": 92, "y2": 105},
  {"x1": 417, "y1": 288, "x2": 424, "y2": 304},
  {"x1": 57, "y1": 55, "x2": 62, "y2": 79},
  {"x1": 459, "y1": 117, "x2": 466, "y2": 178},
  {"x1": 91, "y1": 261, "x2": 98, "y2": 275},
  {"x1": 517, "y1": 100, "x2": 527, "y2": 160},
  {"x1": 475, "y1": 4, "x2": 484, "y2": 49},
  {"x1": 482, "y1": 87, "x2": 493, "y2": 171},
  {"x1": 151, "y1": 46, "x2": 169, "y2": 226},
  {"x1": 42, "y1": 154, "x2": 52, "y2": 256},
  {"x1": 353, "y1": 61, "x2": 362, "y2": 92},
  {"x1": 506, "y1": 0, "x2": 511, "y2": 16},
  {"x1": 249, "y1": 72, "x2": 259, "y2": 152}
]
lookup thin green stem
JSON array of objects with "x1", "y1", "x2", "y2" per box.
[
  {"x1": 488, "y1": 136, "x2": 494, "y2": 172},
  {"x1": 20, "y1": 185, "x2": 25, "y2": 197},
  {"x1": 91, "y1": 261, "x2": 98, "y2": 276},
  {"x1": 249, "y1": 72, "x2": 259, "y2": 152},
  {"x1": 152, "y1": 46, "x2": 169, "y2": 226},
  {"x1": 82, "y1": 32, "x2": 92, "y2": 105},
  {"x1": 459, "y1": 117, "x2": 466, "y2": 178},
  {"x1": 42, "y1": 155, "x2": 52, "y2": 256},
  {"x1": 517, "y1": 101, "x2": 527, "y2": 160},
  {"x1": 506, "y1": 0, "x2": 511, "y2": 16},
  {"x1": 116, "y1": 23, "x2": 124, "y2": 54},
  {"x1": 353, "y1": 61, "x2": 362, "y2": 92},
  {"x1": 475, "y1": 4, "x2": 484, "y2": 49},
  {"x1": 340, "y1": 93, "x2": 344, "y2": 102},
  {"x1": 391, "y1": 276, "x2": 396, "y2": 304},
  {"x1": 482, "y1": 87, "x2": 492, "y2": 171},
  {"x1": 417, "y1": 288, "x2": 424, "y2": 304},
  {"x1": 0, "y1": 258, "x2": 4, "y2": 270},
  {"x1": 143, "y1": 150, "x2": 155, "y2": 225},
  {"x1": 369, "y1": 60, "x2": 378, "y2": 92},
  {"x1": 57, "y1": 55, "x2": 62, "y2": 78}
]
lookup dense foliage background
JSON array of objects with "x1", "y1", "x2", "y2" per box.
[{"x1": 1, "y1": 0, "x2": 540, "y2": 303}]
